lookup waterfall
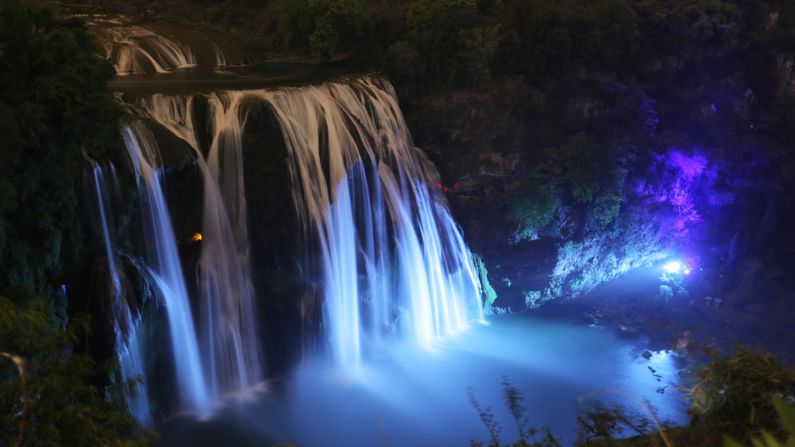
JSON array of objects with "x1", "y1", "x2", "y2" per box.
[
  {"x1": 122, "y1": 124, "x2": 212, "y2": 417},
  {"x1": 89, "y1": 162, "x2": 152, "y2": 425},
  {"x1": 259, "y1": 78, "x2": 485, "y2": 366},
  {"x1": 127, "y1": 77, "x2": 484, "y2": 370},
  {"x1": 135, "y1": 93, "x2": 263, "y2": 398},
  {"x1": 92, "y1": 23, "x2": 197, "y2": 75}
]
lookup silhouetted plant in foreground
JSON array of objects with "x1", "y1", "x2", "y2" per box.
[
  {"x1": 724, "y1": 396, "x2": 795, "y2": 447},
  {"x1": 0, "y1": 289, "x2": 155, "y2": 446},
  {"x1": 679, "y1": 348, "x2": 795, "y2": 446},
  {"x1": 471, "y1": 348, "x2": 795, "y2": 447},
  {"x1": 575, "y1": 399, "x2": 659, "y2": 446},
  {"x1": 469, "y1": 376, "x2": 562, "y2": 447}
]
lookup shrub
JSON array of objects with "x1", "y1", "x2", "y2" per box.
[
  {"x1": 0, "y1": 290, "x2": 154, "y2": 446},
  {"x1": 0, "y1": 0, "x2": 122, "y2": 286},
  {"x1": 509, "y1": 181, "x2": 560, "y2": 242},
  {"x1": 686, "y1": 349, "x2": 795, "y2": 443}
]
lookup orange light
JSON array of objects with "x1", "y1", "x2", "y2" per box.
[{"x1": 191, "y1": 232, "x2": 203, "y2": 242}]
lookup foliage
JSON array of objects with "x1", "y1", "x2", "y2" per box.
[
  {"x1": 259, "y1": 0, "x2": 371, "y2": 57},
  {"x1": 0, "y1": 289, "x2": 154, "y2": 446},
  {"x1": 467, "y1": 351, "x2": 795, "y2": 446},
  {"x1": 474, "y1": 254, "x2": 498, "y2": 310},
  {"x1": 509, "y1": 181, "x2": 559, "y2": 242},
  {"x1": 541, "y1": 209, "x2": 669, "y2": 301},
  {"x1": 523, "y1": 290, "x2": 542, "y2": 309},
  {"x1": 508, "y1": 132, "x2": 630, "y2": 243},
  {"x1": 469, "y1": 377, "x2": 562, "y2": 447},
  {"x1": 724, "y1": 396, "x2": 795, "y2": 447},
  {"x1": 575, "y1": 399, "x2": 659, "y2": 445},
  {"x1": 572, "y1": 349, "x2": 795, "y2": 446},
  {"x1": 686, "y1": 349, "x2": 795, "y2": 443},
  {"x1": 383, "y1": 0, "x2": 501, "y2": 91},
  {"x1": 298, "y1": 0, "x2": 371, "y2": 57},
  {"x1": 0, "y1": 1, "x2": 147, "y2": 442},
  {"x1": 0, "y1": 0, "x2": 122, "y2": 287}
]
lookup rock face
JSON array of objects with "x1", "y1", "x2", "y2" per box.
[{"x1": 404, "y1": 75, "x2": 791, "y2": 314}]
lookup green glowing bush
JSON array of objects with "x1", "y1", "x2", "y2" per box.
[
  {"x1": 509, "y1": 181, "x2": 560, "y2": 242},
  {"x1": 576, "y1": 350, "x2": 795, "y2": 446},
  {"x1": 474, "y1": 254, "x2": 498, "y2": 310}
]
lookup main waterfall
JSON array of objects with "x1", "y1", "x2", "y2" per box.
[
  {"x1": 97, "y1": 73, "x2": 483, "y2": 421},
  {"x1": 125, "y1": 77, "x2": 483, "y2": 370},
  {"x1": 135, "y1": 92, "x2": 263, "y2": 398}
]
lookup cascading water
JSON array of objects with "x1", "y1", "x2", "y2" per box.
[
  {"x1": 134, "y1": 93, "x2": 263, "y2": 397},
  {"x1": 106, "y1": 26, "x2": 196, "y2": 75},
  {"x1": 89, "y1": 161, "x2": 152, "y2": 425},
  {"x1": 77, "y1": 13, "x2": 244, "y2": 75},
  {"x1": 126, "y1": 77, "x2": 484, "y2": 370},
  {"x1": 259, "y1": 78, "x2": 485, "y2": 367},
  {"x1": 122, "y1": 123, "x2": 212, "y2": 416}
]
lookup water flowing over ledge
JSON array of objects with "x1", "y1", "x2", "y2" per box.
[
  {"x1": 89, "y1": 74, "x2": 486, "y2": 421},
  {"x1": 129, "y1": 77, "x2": 485, "y2": 370}
]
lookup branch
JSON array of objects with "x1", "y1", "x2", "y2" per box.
[{"x1": 1, "y1": 352, "x2": 29, "y2": 447}]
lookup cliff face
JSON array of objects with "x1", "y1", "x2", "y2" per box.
[
  {"x1": 403, "y1": 63, "x2": 795, "y2": 312},
  {"x1": 412, "y1": 87, "x2": 793, "y2": 312}
]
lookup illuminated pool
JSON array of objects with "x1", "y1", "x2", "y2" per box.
[{"x1": 159, "y1": 314, "x2": 689, "y2": 446}]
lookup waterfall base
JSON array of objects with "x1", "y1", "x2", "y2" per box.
[{"x1": 156, "y1": 314, "x2": 688, "y2": 447}]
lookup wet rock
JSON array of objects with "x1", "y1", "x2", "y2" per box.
[
  {"x1": 642, "y1": 350, "x2": 652, "y2": 360},
  {"x1": 493, "y1": 306, "x2": 510, "y2": 315}
]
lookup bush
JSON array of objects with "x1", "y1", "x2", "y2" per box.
[
  {"x1": 0, "y1": 290, "x2": 154, "y2": 446},
  {"x1": 0, "y1": 0, "x2": 122, "y2": 286},
  {"x1": 509, "y1": 181, "x2": 560, "y2": 242},
  {"x1": 686, "y1": 349, "x2": 795, "y2": 443},
  {"x1": 275, "y1": 0, "x2": 371, "y2": 57},
  {"x1": 388, "y1": 0, "x2": 496, "y2": 90}
]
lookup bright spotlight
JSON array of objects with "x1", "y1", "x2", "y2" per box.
[{"x1": 662, "y1": 260, "x2": 683, "y2": 274}]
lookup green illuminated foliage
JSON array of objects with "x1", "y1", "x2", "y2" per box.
[
  {"x1": 474, "y1": 254, "x2": 498, "y2": 309},
  {"x1": 509, "y1": 181, "x2": 559, "y2": 242}
]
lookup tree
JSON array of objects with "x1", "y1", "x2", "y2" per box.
[
  {"x1": 0, "y1": 0, "x2": 122, "y2": 287},
  {"x1": 0, "y1": 289, "x2": 154, "y2": 446}
]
